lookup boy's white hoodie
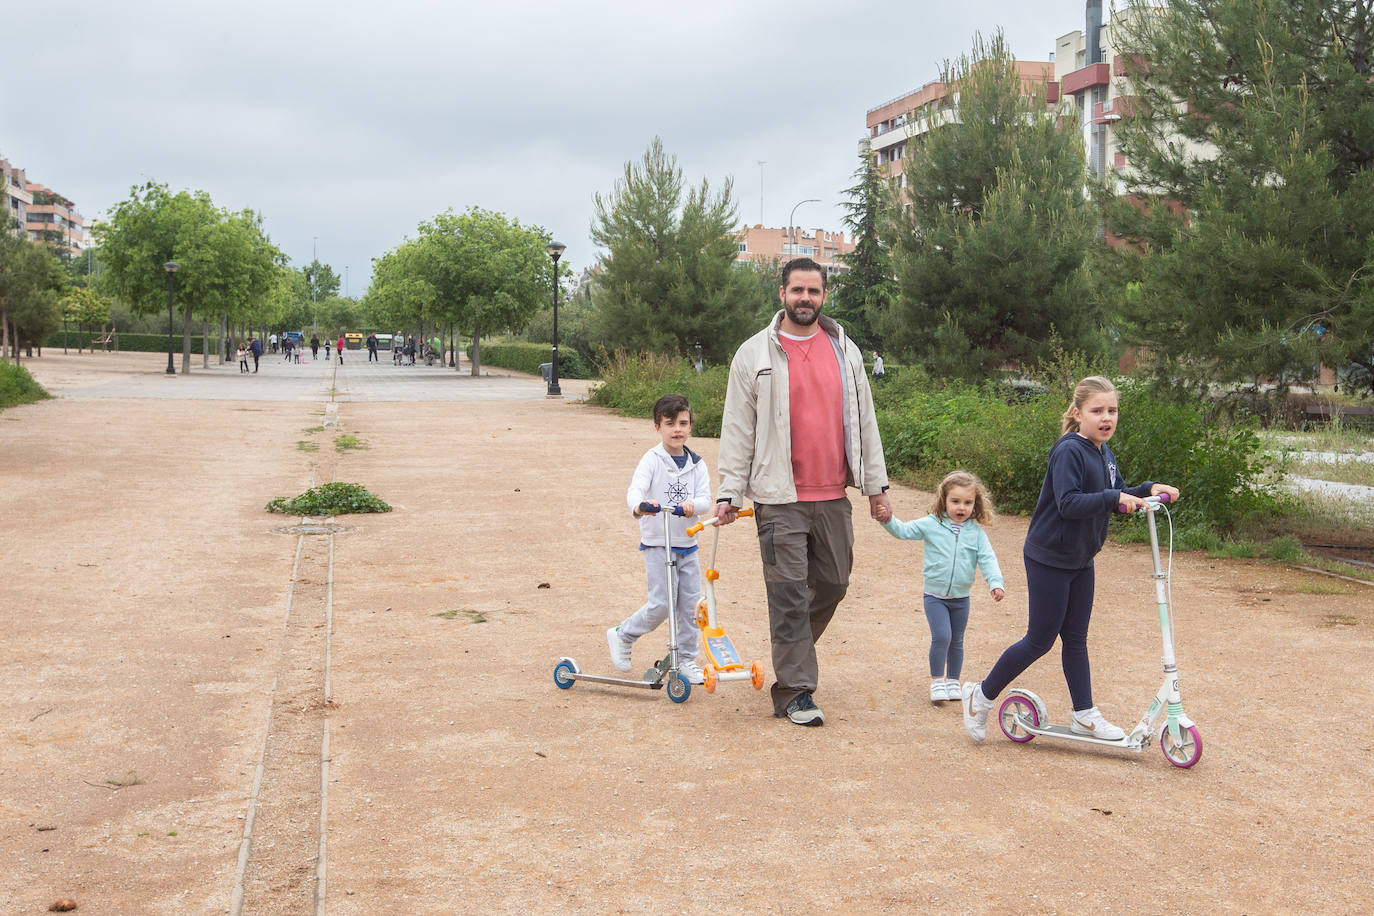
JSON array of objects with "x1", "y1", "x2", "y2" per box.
[{"x1": 626, "y1": 444, "x2": 712, "y2": 549}]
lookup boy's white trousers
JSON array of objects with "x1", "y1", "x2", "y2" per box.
[{"x1": 618, "y1": 547, "x2": 702, "y2": 661}]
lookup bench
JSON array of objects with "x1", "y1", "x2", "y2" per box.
[
  {"x1": 1304, "y1": 404, "x2": 1374, "y2": 427},
  {"x1": 89, "y1": 331, "x2": 116, "y2": 351}
]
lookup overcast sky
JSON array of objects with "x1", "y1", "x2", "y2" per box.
[{"x1": 6, "y1": 0, "x2": 1093, "y2": 293}]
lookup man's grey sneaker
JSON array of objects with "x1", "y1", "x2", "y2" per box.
[
  {"x1": 961, "y1": 681, "x2": 993, "y2": 742},
  {"x1": 677, "y1": 659, "x2": 706, "y2": 685},
  {"x1": 606, "y1": 627, "x2": 632, "y2": 672},
  {"x1": 780, "y1": 691, "x2": 824, "y2": 726},
  {"x1": 1070, "y1": 706, "x2": 1126, "y2": 740}
]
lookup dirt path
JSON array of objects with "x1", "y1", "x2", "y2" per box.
[{"x1": 2, "y1": 352, "x2": 1372, "y2": 914}]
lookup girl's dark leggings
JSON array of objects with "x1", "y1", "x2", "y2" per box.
[{"x1": 980, "y1": 555, "x2": 1097, "y2": 712}]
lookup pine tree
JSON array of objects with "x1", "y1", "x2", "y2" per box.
[
  {"x1": 827, "y1": 154, "x2": 894, "y2": 353},
  {"x1": 887, "y1": 32, "x2": 1104, "y2": 380},
  {"x1": 1105, "y1": 0, "x2": 1374, "y2": 393}
]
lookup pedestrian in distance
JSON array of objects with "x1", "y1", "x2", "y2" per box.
[
  {"x1": 237, "y1": 344, "x2": 249, "y2": 373},
  {"x1": 337, "y1": 335, "x2": 346, "y2": 364},
  {"x1": 961, "y1": 376, "x2": 1181, "y2": 742},
  {"x1": 367, "y1": 333, "x2": 379, "y2": 363},
  {"x1": 310, "y1": 334, "x2": 320, "y2": 360},
  {"x1": 712, "y1": 257, "x2": 891, "y2": 727},
  {"x1": 606, "y1": 394, "x2": 712, "y2": 686},
  {"x1": 872, "y1": 351, "x2": 884, "y2": 380},
  {"x1": 249, "y1": 336, "x2": 262, "y2": 373},
  {"x1": 877, "y1": 470, "x2": 1005, "y2": 704},
  {"x1": 269, "y1": 332, "x2": 278, "y2": 354},
  {"x1": 325, "y1": 338, "x2": 331, "y2": 360}
]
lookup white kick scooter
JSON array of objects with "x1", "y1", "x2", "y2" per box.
[{"x1": 995, "y1": 493, "x2": 1203, "y2": 768}]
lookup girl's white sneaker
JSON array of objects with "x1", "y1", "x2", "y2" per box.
[
  {"x1": 930, "y1": 681, "x2": 945, "y2": 703},
  {"x1": 1070, "y1": 706, "x2": 1127, "y2": 740}
]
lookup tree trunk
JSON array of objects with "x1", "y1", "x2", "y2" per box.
[
  {"x1": 219, "y1": 314, "x2": 227, "y2": 363},
  {"x1": 453, "y1": 325, "x2": 462, "y2": 371},
  {"x1": 1, "y1": 309, "x2": 9, "y2": 364},
  {"x1": 202, "y1": 319, "x2": 210, "y2": 369},
  {"x1": 182, "y1": 306, "x2": 192, "y2": 374},
  {"x1": 470, "y1": 320, "x2": 481, "y2": 376}
]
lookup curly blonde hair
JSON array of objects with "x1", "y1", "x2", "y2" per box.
[
  {"x1": 1061, "y1": 375, "x2": 1117, "y2": 434},
  {"x1": 930, "y1": 470, "x2": 994, "y2": 524}
]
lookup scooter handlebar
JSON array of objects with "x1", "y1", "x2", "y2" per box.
[
  {"x1": 1117, "y1": 492, "x2": 1171, "y2": 514},
  {"x1": 686, "y1": 507, "x2": 754, "y2": 536},
  {"x1": 638, "y1": 501, "x2": 688, "y2": 517}
]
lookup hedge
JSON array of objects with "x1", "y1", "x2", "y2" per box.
[
  {"x1": 44, "y1": 331, "x2": 231, "y2": 353},
  {"x1": 467, "y1": 340, "x2": 591, "y2": 379},
  {"x1": 0, "y1": 362, "x2": 51, "y2": 410}
]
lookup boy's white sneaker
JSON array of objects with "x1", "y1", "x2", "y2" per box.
[
  {"x1": 677, "y1": 659, "x2": 706, "y2": 685},
  {"x1": 961, "y1": 682, "x2": 994, "y2": 742},
  {"x1": 1070, "y1": 706, "x2": 1126, "y2": 740},
  {"x1": 606, "y1": 627, "x2": 632, "y2": 672}
]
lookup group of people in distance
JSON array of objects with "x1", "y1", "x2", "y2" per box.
[{"x1": 605, "y1": 256, "x2": 1179, "y2": 739}]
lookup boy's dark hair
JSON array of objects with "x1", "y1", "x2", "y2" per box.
[
  {"x1": 653, "y1": 393, "x2": 693, "y2": 426},
  {"x1": 781, "y1": 256, "x2": 828, "y2": 290}
]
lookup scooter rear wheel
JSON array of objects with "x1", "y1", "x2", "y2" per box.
[
  {"x1": 1159, "y1": 722, "x2": 1202, "y2": 768},
  {"x1": 553, "y1": 658, "x2": 578, "y2": 690},
  {"x1": 998, "y1": 695, "x2": 1039, "y2": 742},
  {"x1": 666, "y1": 672, "x2": 691, "y2": 703}
]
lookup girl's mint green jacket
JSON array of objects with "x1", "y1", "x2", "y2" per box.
[{"x1": 880, "y1": 514, "x2": 1004, "y2": 598}]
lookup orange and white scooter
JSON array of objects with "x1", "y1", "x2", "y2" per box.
[{"x1": 685, "y1": 509, "x2": 766, "y2": 694}]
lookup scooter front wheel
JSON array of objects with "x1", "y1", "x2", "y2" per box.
[
  {"x1": 666, "y1": 672, "x2": 691, "y2": 703},
  {"x1": 1159, "y1": 722, "x2": 1202, "y2": 768},
  {"x1": 998, "y1": 695, "x2": 1039, "y2": 742}
]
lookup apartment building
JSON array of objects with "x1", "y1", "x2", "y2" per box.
[
  {"x1": 2, "y1": 158, "x2": 33, "y2": 232},
  {"x1": 863, "y1": 60, "x2": 1060, "y2": 189},
  {"x1": 735, "y1": 224, "x2": 856, "y2": 277},
  {"x1": 24, "y1": 182, "x2": 87, "y2": 258}
]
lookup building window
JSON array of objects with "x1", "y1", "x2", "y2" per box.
[{"x1": 738, "y1": 242, "x2": 747, "y2": 253}]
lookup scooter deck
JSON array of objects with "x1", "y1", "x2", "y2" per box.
[
  {"x1": 1013, "y1": 719, "x2": 1145, "y2": 751},
  {"x1": 702, "y1": 628, "x2": 746, "y2": 671}
]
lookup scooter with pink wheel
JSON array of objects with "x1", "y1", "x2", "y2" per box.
[{"x1": 995, "y1": 493, "x2": 1203, "y2": 768}]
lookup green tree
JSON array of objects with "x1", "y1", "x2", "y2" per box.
[
  {"x1": 0, "y1": 227, "x2": 63, "y2": 363},
  {"x1": 367, "y1": 208, "x2": 551, "y2": 374},
  {"x1": 59, "y1": 286, "x2": 111, "y2": 351},
  {"x1": 304, "y1": 259, "x2": 341, "y2": 301},
  {"x1": 888, "y1": 32, "x2": 1104, "y2": 379},
  {"x1": 1105, "y1": 0, "x2": 1374, "y2": 394},
  {"x1": 828, "y1": 154, "x2": 895, "y2": 353},
  {"x1": 590, "y1": 137, "x2": 769, "y2": 363}
]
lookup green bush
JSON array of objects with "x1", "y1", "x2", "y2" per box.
[
  {"x1": 589, "y1": 351, "x2": 729, "y2": 437},
  {"x1": 44, "y1": 331, "x2": 226, "y2": 353},
  {"x1": 265, "y1": 482, "x2": 392, "y2": 516},
  {"x1": 468, "y1": 341, "x2": 591, "y2": 379},
  {"x1": 0, "y1": 362, "x2": 51, "y2": 410}
]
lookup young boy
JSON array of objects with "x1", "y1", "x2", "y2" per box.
[{"x1": 607, "y1": 394, "x2": 712, "y2": 684}]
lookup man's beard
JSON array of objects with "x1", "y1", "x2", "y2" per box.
[{"x1": 784, "y1": 301, "x2": 820, "y2": 326}]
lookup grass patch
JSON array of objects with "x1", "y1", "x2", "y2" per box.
[
  {"x1": 334, "y1": 434, "x2": 366, "y2": 452},
  {"x1": 1266, "y1": 535, "x2": 1307, "y2": 562},
  {"x1": 1287, "y1": 456, "x2": 1374, "y2": 487},
  {"x1": 296, "y1": 440, "x2": 319, "y2": 452},
  {"x1": 1293, "y1": 582, "x2": 1352, "y2": 595},
  {"x1": 266, "y1": 481, "x2": 391, "y2": 516},
  {"x1": 302, "y1": 425, "x2": 324, "y2": 433},
  {"x1": 0, "y1": 362, "x2": 52, "y2": 410},
  {"x1": 435, "y1": 608, "x2": 488, "y2": 623},
  {"x1": 1208, "y1": 541, "x2": 1259, "y2": 559},
  {"x1": 104, "y1": 771, "x2": 144, "y2": 788},
  {"x1": 1297, "y1": 555, "x2": 1374, "y2": 583}
]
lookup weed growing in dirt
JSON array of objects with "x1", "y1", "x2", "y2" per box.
[
  {"x1": 296, "y1": 440, "x2": 319, "y2": 452},
  {"x1": 334, "y1": 434, "x2": 366, "y2": 452},
  {"x1": 1209, "y1": 541, "x2": 1258, "y2": 559},
  {"x1": 265, "y1": 482, "x2": 391, "y2": 516},
  {"x1": 302, "y1": 426, "x2": 324, "y2": 433},
  {"x1": 104, "y1": 771, "x2": 144, "y2": 788},
  {"x1": 435, "y1": 608, "x2": 488, "y2": 623},
  {"x1": 1293, "y1": 582, "x2": 1352, "y2": 595},
  {"x1": 1266, "y1": 535, "x2": 1307, "y2": 562},
  {"x1": 0, "y1": 362, "x2": 51, "y2": 410}
]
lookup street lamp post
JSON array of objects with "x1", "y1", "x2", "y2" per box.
[
  {"x1": 546, "y1": 240, "x2": 566, "y2": 397},
  {"x1": 164, "y1": 261, "x2": 179, "y2": 376},
  {"x1": 788, "y1": 198, "x2": 820, "y2": 260},
  {"x1": 311, "y1": 236, "x2": 318, "y2": 336}
]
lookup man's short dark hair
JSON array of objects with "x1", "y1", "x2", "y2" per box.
[
  {"x1": 781, "y1": 257, "x2": 827, "y2": 291},
  {"x1": 653, "y1": 393, "x2": 693, "y2": 426}
]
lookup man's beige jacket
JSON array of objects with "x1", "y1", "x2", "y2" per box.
[{"x1": 716, "y1": 310, "x2": 889, "y2": 507}]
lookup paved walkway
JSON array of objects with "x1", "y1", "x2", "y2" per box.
[{"x1": 27, "y1": 350, "x2": 594, "y2": 403}]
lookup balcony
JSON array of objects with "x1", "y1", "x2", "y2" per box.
[{"x1": 1061, "y1": 62, "x2": 1110, "y2": 95}]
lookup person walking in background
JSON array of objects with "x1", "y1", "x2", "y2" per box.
[
  {"x1": 872, "y1": 351, "x2": 885, "y2": 381},
  {"x1": 392, "y1": 332, "x2": 404, "y2": 365},
  {"x1": 367, "y1": 333, "x2": 379, "y2": 363},
  {"x1": 337, "y1": 335, "x2": 346, "y2": 364},
  {"x1": 712, "y1": 257, "x2": 891, "y2": 727},
  {"x1": 324, "y1": 338, "x2": 331, "y2": 360},
  {"x1": 248, "y1": 336, "x2": 262, "y2": 372},
  {"x1": 237, "y1": 343, "x2": 249, "y2": 373},
  {"x1": 879, "y1": 470, "x2": 1005, "y2": 704},
  {"x1": 269, "y1": 332, "x2": 278, "y2": 354},
  {"x1": 961, "y1": 376, "x2": 1180, "y2": 743},
  {"x1": 310, "y1": 334, "x2": 320, "y2": 360}
]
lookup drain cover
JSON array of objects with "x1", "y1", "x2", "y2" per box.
[{"x1": 274, "y1": 523, "x2": 354, "y2": 536}]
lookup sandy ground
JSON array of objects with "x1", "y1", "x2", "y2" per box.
[{"x1": 2, "y1": 350, "x2": 1372, "y2": 915}]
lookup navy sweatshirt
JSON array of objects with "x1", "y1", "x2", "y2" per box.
[{"x1": 1023, "y1": 432, "x2": 1154, "y2": 570}]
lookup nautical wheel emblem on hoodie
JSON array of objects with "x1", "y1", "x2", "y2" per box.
[{"x1": 667, "y1": 480, "x2": 689, "y2": 504}]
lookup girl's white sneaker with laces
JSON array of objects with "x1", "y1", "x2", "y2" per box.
[{"x1": 1070, "y1": 706, "x2": 1126, "y2": 740}]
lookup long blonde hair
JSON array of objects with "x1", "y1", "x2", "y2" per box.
[
  {"x1": 930, "y1": 470, "x2": 995, "y2": 524},
  {"x1": 1062, "y1": 376, "x2": 1117, "y2": 434}
]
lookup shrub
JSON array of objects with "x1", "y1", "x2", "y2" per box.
[
  {"x1": 589, "y1": 351, "x2": 729, "y2": 437},
  {"x1": 0, "y1": 362, "x2": 52, "y2": 410},
  {"x1": 468, "y1": 341, "x2": 591, "y2": 379},
  {"x1": 44, "y1": 331, "x2": 226, "y2": 353},
  {"x1": 265, "y1": 482, "x2": 391, "y2": 516}
]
